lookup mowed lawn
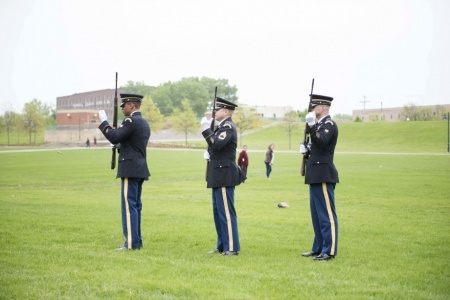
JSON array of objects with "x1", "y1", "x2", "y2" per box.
[{"x1": 0, "y1": 148, "x2": 449, "y2": 299}]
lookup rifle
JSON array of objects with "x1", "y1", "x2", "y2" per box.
[
  {"x1": 300, "y1": 78, "x2": 314, "y2": 176},
  {"x1": 111, "y1": 72, "x2": 118, "y2": 170},
  {"x1": 210, "y1": 86, "x2": 217, "y2": 131}
]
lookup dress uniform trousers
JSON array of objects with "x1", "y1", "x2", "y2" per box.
[
  {"x1": 212, "y1": 187, "x2": 240, "y2": 253},
  {"x1": 121, "y1": 177, "x2": 144, "y2": 249},
  {"x1": 309, "y1": 183, "x2": 338, "y2": 256}
]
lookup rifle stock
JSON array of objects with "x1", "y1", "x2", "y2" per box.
[
  {"x1": 210, "y1": 87, "x2": 217, "y2": 131},
  {"x1": 111, "y1": 72, "x2": 118, "y2": 170},
  {"x1": 300, "y1": 78, "x2": 314, "y2": 176}
]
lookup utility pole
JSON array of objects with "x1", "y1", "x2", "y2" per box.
[
  {"x1": 380, "y1": 101, "x2": 383, "y2": 121},
  {"x1": 448, "y1": 112, "x2": 449, "y2": 153},
  {"x1": 360, "y1": 95, "x2": 370, "y2": 121}
]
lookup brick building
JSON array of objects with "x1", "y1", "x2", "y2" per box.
[
  {"x1": 352, "y1": 104, "x2": 450, "y2": 122},
  {"x1": 56, "y1": 88, "x2": 124, "y2": 128},
  {"x1": 46, "y1": 89, "x2": 124, "y2": 143}
]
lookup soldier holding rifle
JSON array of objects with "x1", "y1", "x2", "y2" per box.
[
  {"x1": 98, "y1": 91, "x2": 151, "y2": 251},
  {"x1": 202, "y1": 96, "x2": 243, "y2": 256},
  {"x1": 300, "y1": 93, "x2": 339, "y2": 261}
]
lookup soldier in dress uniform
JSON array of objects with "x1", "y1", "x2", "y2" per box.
[
  {"x1": 202, "y1": 97, "x2": 242, "y2": 256},
  {"x1": 300, "y1": 94, "x2": 339, "y2": 261},
  {"x1": 97, "y1": 93, "x2": 151, "y2": 251}
]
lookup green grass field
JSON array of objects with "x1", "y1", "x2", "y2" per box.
[
  {"x1": 240, "y1": 120, "x2": 449, "y2": 152},
  {"x1": 0, "y1": 146, "x2": 449, "y2": 298}
]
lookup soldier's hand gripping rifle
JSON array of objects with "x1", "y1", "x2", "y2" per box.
[
  {"x1": 111, "y1": 72, "x2": 118, "y2": 170},
  {"x1": 210, "y1": 86, "x2": 218, "y2": 131},
  {"x1": 300, "y1": 78, "x2": 314, "y2": 176}
]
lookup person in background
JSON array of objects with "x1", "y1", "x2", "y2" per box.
[
  {"x1": 237, "y1": 145, "x2": 249, "y2": 182},
  {"x1": 264, "y1": 143, "x2": 275, "y2": 178}
]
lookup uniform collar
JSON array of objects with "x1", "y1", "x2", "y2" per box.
[
  {"x1": 317, "y1": 114, "x2": 330, "y2": 124},
  {"x1": 218, "y1": 116, "x2": 231, "y2": 126},
  {"x1": 131, "y1": 110, "x2": 141, "y2": 117}
]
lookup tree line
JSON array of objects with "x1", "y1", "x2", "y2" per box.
[
  {"x1": 123, "y1": 77, "x2": 238, "y2": 117},
  {"x1": 0, "y1": 77, "x2": 262, "y2": 146},
  {"x1": 125, "y1": 77, "x2": 262, "y2": 146},
  {"x1": 0, "y1": 99, "x2": 55, "y2": 145}
]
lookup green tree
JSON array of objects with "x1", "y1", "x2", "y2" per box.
[
  {"x1": 170, "y1": 99, "x2": 198, "y2": 147},
  {"x1": 123, "y1": 81, "x2": 155, "y2": 96},
  {"x1": 23, "y1": 99, "x2": 46, "y2": 144},
  {"x1": 47, "y1": 105, "x2": 57, "y2": 127},
  {"x1": 141, "y1": 96, "x2": 164, "y2": 132},
  {"x1": 3, "y1": 111, "x2": 19, "y2": 145},
  {"x1": 283, "y1": 111, "x2": 301, "y2": 150},
  {"x1": 199, "y1": 77, "x2": 238, "y2": 103},
  {"x1": 171, "y1": 79, "x2": 210, "y2": 117},
  {"x1": 151, "y1": 83, "x2": 175, "y2": 116},
  {"x1": 233, "y1": 106, "x2": 262, "y2": 146},
  {"x1": 150, "y1": 77, "x2": 238, "y2": 118}
]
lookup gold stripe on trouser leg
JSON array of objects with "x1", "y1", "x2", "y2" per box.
[
  {"x1": 124, "y1": 178, "x2": 132, "y2": 249},
  {"x1": 322, "y1": 183, "x2": 336, "y2": 256},
  {"x1": 221, "y1": 187, "x2": 234, "y2": 252}
]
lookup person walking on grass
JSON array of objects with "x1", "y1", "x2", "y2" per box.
[
  {"x1": 237, "y1": 145, "x2": 249, "y2": 182},
  {"x1": 264, "y1": 143, "x2": 275, "y2": 179}
]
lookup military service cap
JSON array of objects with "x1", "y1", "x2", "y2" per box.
[
  {"x1": 310, "y1": 94, "x2": 333, "y2": 107},
  {"x1": 215, "y1": 97, "x2": 238, "y2": 111},
  {"x1": 120, "y1": 93, "x2": 144, "y2": 108}
]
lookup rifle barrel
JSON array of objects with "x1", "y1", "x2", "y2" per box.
[
  {"x1": 301, "y1": 78, "x2": 315, "y2": 176},
  {"x1": 210, "y1": 87, "x2": 217, "y2": 131},
  {"x1": 111, "y1": 72, "x2": 118, "y2": 170}
]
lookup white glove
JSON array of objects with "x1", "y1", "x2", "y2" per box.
[
  {"x1": 98, "y1": 110, "x2": 108, "y2": 123},
  {"x1": 203, "y1": 150, "x2": 210, "y2": 160},
  {"x1": 201, "y1": 117, "x2": 213, "y2": 131},
  {"x1": 300, "y1": 144, "x2": 308, "y2": 154},
  {"x1": 305, "y1": 112, "x2": 316, "y2": 127}
]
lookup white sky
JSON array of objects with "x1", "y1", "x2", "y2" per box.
[{"x1": 1, "y1": 0, "x2": 449, "y2": 115}]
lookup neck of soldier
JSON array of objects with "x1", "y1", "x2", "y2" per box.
[{"x1": 124, "y1": 109, "x2": 139, "y2": 117}]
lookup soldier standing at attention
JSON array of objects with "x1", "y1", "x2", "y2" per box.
[
  {"x1": 300, "y1": 94, "x2": 339, "y2": 261},
  {"x1": 202, "y1": 97, "x2": 242, "y2": 256},
  {"x1": 98, "y1": 94, "x2": 151, "y2": 251}
]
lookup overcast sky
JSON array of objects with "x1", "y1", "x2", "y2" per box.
[{"x1": 1, "y1": 0, "x2": 449, "y2": 115}]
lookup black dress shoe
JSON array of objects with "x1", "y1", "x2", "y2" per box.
[
  {"x1": 301, "y1": 251, "x2": 320, "y2": 257},
  {"x1": 222, "y1": 251, "x2": 239, "y2": 256},
  {"x1": 313, "y1": 253, "x2": 334, "y2": 261}
]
